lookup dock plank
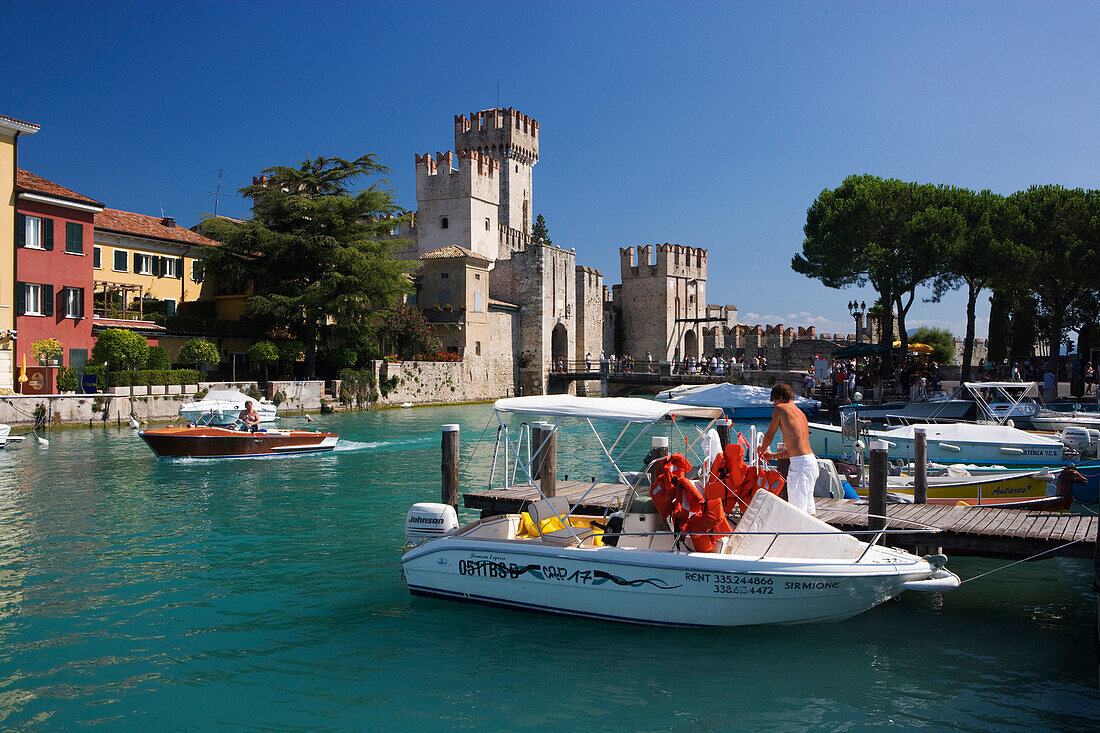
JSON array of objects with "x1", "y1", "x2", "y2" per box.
[{"x1": 462, "y1": 484, "x2": 1096, "y2": 559}]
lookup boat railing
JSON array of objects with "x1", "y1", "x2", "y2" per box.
[{"x1": 584, "y1": 518, "x2": 944, "y2": 559}]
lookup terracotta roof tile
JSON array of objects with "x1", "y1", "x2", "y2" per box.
[
  {"x1": 421, "y1": 244, "x2": 491, "y2": 262},
  {"x1": 96, "y1": 208, "x2": 219, "y2": 247},
  {"x1": 17, "y1": 169, "x2": 103, "y2": 207},
  {"x1": 0, "y1": 114, "x2": 39, "y2": 132}
]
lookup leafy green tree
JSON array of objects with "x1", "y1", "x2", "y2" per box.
[
  {"x1": 929, "y1": 189, "x2": 1024, "y2": 380},
  {"x1": 145, "y1": 346, "x2": 171, "y2": 370},
  {"x1": 178, "y1": 338, "x2": 221, "y2": 370},
  {"x1": 910, "y1": 326, "x2": 955, "y2": 365},
  {"x1": 380, "y1": 304, "x2": 434, "y2": 359},
  {"x1": 198, "y1": 154, "x2": 414, "y2": 377},
  {"x1": 794, "y1": 175, "x2": 960, "y2": 369},
  {"x1": 1005, "y1": 186, "x2": 1100, "y2": 372},
  {"x1": 248, "y1": 340, "x2": 280, "y2": 382},
  {"x1": 91, "y1": 329, "x2": 149, "y2": 372},
  {"x1": 531, "y1": 213, "x2": 552, "y2": 245}
]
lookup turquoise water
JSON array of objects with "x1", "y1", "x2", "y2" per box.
[{"x1": 0, "y1": 404, "x2": 1096, "y2": 730}]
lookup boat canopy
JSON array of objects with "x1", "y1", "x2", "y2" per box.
[
  {"x1": 962, "y1": 382, "x2": 1037, "y2": 391},
  {"x1": 493, "y1": 395, "x2": 724, "y2": 422},
  {"x1": 655, "y1": 382, "x2": 819, "y2": 411}
]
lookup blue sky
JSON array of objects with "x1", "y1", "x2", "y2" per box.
[{"x1": 5, "y1": 1, "x2": 1098, "y2": 339}]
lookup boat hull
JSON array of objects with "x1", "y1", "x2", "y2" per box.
[
  {"x1": 857, "y1": 471, "x2": 1055, "y2": 505},
  {"x1": 139, "y1": 427, "x2": 338, "y2": 458},
  {"x1": 809, "y1": 423, "x2": 1065, "y2": 466},
  {"x1": 401, "y1": 539, "x2": 939, "y2": 627}
]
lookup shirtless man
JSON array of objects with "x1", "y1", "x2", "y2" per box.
[
  {"x1": 238, "y1": 400, "x2": 260, "y2": 432},
  {"x1": 757, "y1": 383, "x2": 820, "y2": 515}
]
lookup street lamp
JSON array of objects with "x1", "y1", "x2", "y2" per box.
[{"x1": 848, "y1": 300, "x2": 866, "y2": 343}]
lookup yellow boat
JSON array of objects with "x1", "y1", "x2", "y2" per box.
[{"x1": 854, "y1": 469, "x2": 1059, "y2": 507}]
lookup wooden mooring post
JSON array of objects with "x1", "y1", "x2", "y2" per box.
[
  {"x1": 913, "y1": 427, "x2": 928, "y2": 504},
  {"x1": 532, "y1": 422, "x2": 557, "y2": 497},
  {"x1": 649, "y1": 436, "x2": 669, "y2": 484},
  {"x1": 441, "y1": 424, "x2": 459, "y2": 509},
  {"x1": 868, "y1": 440, "x2": 888, "y2": 532},
  {"x1": 716, "y1": 418, "x2": 732, "y2": 449}
]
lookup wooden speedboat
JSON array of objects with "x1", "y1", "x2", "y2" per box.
[{"x1": 139, "y1": 425, "x2": 339, "y2": 458}]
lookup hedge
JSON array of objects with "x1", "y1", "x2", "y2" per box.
[{"x1": 83, "y1": 367, "x2": 202, "y2": 389}]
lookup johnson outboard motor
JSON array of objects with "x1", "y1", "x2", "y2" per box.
[
  {"x1": 404, "y1": 503, "x2": 458, "y2": 546},
  {"x1": 1061, "y1": 426, "x2": 1092, "y2": 456}
]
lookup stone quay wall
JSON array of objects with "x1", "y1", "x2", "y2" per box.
[
  {"x1": 372, "y1": 358, "x2": 514, "y2": 406},
  {"x1": 1, "y1": 380, "x2": 325, "y2": 428}
]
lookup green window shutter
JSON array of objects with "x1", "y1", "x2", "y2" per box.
[
  {"x1": 43, "y1": 218, "x2": 54, "y2": 250},
  {"x1": 15, "y1": 282, "x2": 25, "y2": 315},
  {"x1": 16, "y1": 214, "x2": 25, "y2": 247},
  {"x1": 43, "y1": 284, "x2": 54, "y2": 317},
  {"x1": 133, "y1": 252, "x2": 140, "y2": 273},
  {"x1": 93, "y1": 247, "x2": 101, "y2": 268},
  {"x1": 176, "y1": 258, "x2": 184, "y2": 279},
  {"x1": 66, "y1": 222, "x2": 83, "y2": 254}
]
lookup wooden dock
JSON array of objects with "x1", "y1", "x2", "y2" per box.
[{"x1": 463, "y1": 481, "x2": 1098, "y2": 560}]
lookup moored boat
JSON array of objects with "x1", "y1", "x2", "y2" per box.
[
  {"x1": 179, "y1": 389, "x2": 278, "y2": 426},
  {"x1": 854, "y1": 468, "x2": 1059, "y2": 506},
  {"x1": 400, "y1": 395, "x2": 959, "y2": 627},
  {"x1": 139, "y1": 425, "x2": 338, "y2": 458},
  {"x1": 655, "y1": 382, "x2": 820, "y2": 419}
]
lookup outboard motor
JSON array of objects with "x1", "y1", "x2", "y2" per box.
[
  {"x1": 404, "y1": 503, "x2": 458, "y2": 545},
  {"x1": 1061, "y1": 426, "x2": 1092, "y2": 455}
]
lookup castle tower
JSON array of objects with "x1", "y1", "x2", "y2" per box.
[
  {"x1": 413, "y1": 150, "x2": 500, "y2": 261},
  {"x1": 618, "y1": 243, "x2": 708, "y2": 363},
  {"x1": 454, "y1": 108, "x2": 539, "y2": 244}
]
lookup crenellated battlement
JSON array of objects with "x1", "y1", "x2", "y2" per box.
[
  {"x1": 619, "y1": 243, "x2": 708, "y2": 280},
  {"x1": 454, "y1": 107, "x2": 539, "y2": 165},
  {"x1": 415, "y1": 149, "x2": 498, "y2": 178}
]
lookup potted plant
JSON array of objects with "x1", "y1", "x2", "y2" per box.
[{"x1": 31, "y1": 338, "x2": 63, "y2": 366}]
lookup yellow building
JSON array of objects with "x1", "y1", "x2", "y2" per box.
[
  {"x1": 92, "y1": 208, "x2": 217, "y2": 320},
  {"x1": 0, "y1": 114, "x2": 40, "y2": 390}
]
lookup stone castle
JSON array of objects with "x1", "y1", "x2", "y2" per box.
[{"x1": 393, "y1": 107, "x2": 866, "y2": 397}]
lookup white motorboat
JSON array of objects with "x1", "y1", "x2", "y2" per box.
[
  {"x1": 0, "y1": 425, "x2": 25, "y2": 447},
  {"x1": 809, "y1": 421, "x2": 1072, "y2": 466},
  {"x1": 400, "y1": 395, "x2": 959, "y2": 627},
  {"x1": 655, "y1": 382, "x2": 820, "y2": 419},
  {"x1": 179, "y1": 389, "x2": 278, "y2": 426}
]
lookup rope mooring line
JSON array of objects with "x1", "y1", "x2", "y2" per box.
[{"x1": 959, "y1": 536, "x2": 1090, "y2": 584}]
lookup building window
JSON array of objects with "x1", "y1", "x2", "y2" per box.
[
  {"x1": 93, "y1": 246, "x2": 102, "y2": 269},
  {"x1": 18, "y1": 282, "x2": 52, "y2": 316},
  {"x1": 113, "y1": 249, "x2": 128, "y2": 271},
  {"x1": 191, "y1": 260, "x2": 204, "y2": 282},
  {"x1": 441, "y1": 216, "x2": 449, "y2": 229},
  {"x1": 134, "y1": 253, "x2": 156, "y2": 275},
  {"x1": 63, "y1": 287, "x2": 84, "y2": 319},
  {"x1": 474, "y1": 273, "x2": 480, "y2": 280},
  {"x1": 437, "y1": 289, "x2": 450, "y2": 307},
  {"x1": 440, "y1": 272, "x2": 449, "y2": 279},
  {"x1": 69, "y1": 348, "x2": 88, "y2": 370},
  {"x1": 475, "y1": 341, "x2": 481, "y2": 356},
  {"x1": 65, "y1": 222, "x2": 84, "y2": 254},
  {"x1": 164, "y1": 298, "x2": 177, "y2": 317},
  {"x1": 485, "y1": 218, "x2": 491, "y2": 231},
  {"x1": 161, "y1": 257, "x2": 179, "y2": 278},
  {"x1": 17, "y1": 214, "x2": 52, "y2": 250},
  {"x1": 474, "y1": 292, "x2": 482, "y2": 312}
]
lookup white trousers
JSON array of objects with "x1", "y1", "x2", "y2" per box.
[{"x1": 786, "y1": 454, "x2": 820, "y2": 515}]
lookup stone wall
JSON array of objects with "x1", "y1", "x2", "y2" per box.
[
  {"x1": 0, "y1": 379, "x2": 326, "y2": 428},
  {"x1": 374, "y1": 354, "x2": 515, "y2": 406}
]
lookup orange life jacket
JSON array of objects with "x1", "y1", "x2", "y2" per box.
[
  {"x1": 652, "y1": 453, "x2": 733, "y2": 552},
  {"x1": 706, "y1": 442, "x2": 785, "y2": 513}
]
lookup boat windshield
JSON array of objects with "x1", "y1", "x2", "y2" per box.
[{"x1": 487, "y1": 396, "x2": 725, "y2": 515}]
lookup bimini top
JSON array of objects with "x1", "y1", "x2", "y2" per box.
[{"x1": 493, "y1": 395, "x2": 724, "y2": 422}]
